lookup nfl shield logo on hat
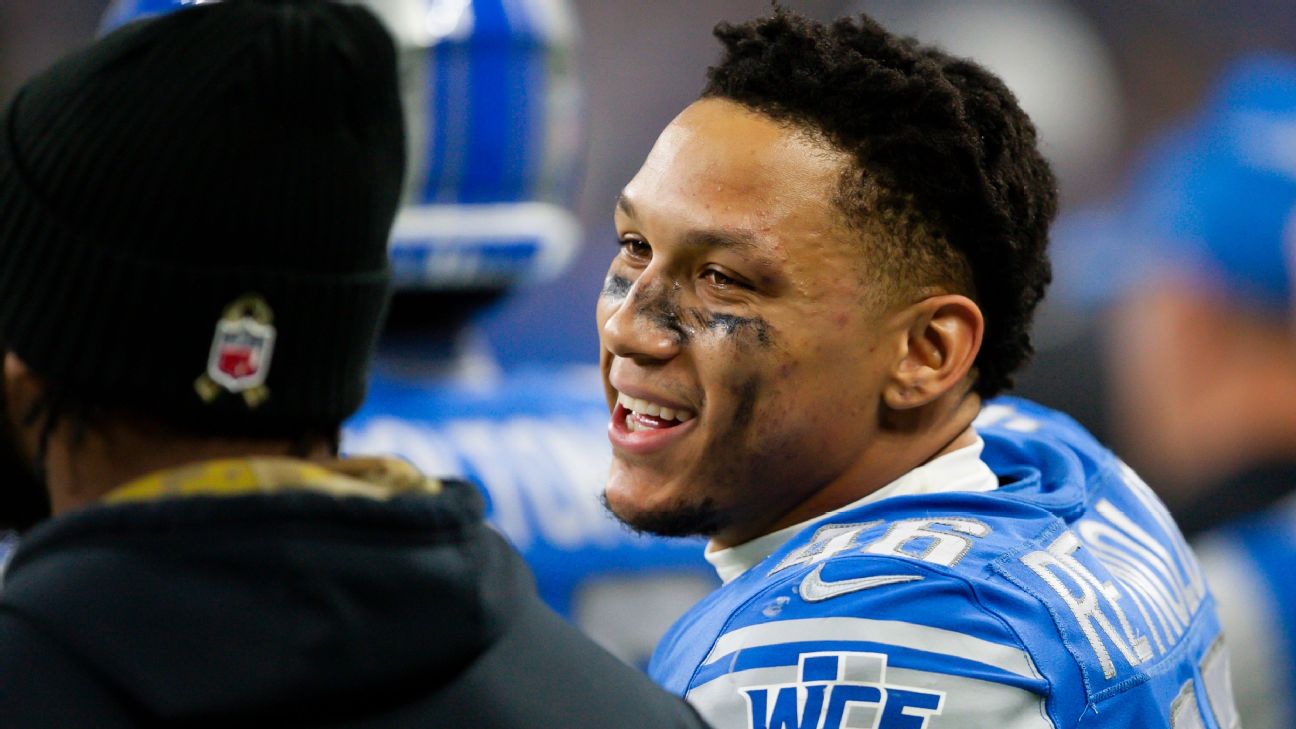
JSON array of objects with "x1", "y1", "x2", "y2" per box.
[
  {"x1": 209, "y1": 317, "x2": 274, "y2": 391},
  {"x1": 194, "y1": 294, "x2": 276, "y2": 408}
]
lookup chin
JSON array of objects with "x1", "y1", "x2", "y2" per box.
[{"x1": 601, "y1": 480, "x2": 725, "y2": 538}]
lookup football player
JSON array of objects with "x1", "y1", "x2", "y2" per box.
[{"x1": 596, "y1": 9, "x2": 1238, "y2": 728}]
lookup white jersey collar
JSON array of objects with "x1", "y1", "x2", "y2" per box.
[{"x1": 704, "y1": 435, "x2": 997, "y2": 585}]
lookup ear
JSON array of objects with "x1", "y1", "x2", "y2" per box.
[
  {"x1": 4, "y1": 351, "x2": 46, "y2": 453},
  {"x1": 882, "y1": 295, "x2": 984, "y2": 411},
  {"x1": 0, "y1": 352, "x2": 51, "y2": 530}
]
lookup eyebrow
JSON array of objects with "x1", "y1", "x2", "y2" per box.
[
  {"x1": 616, "y1": 192, "x2": 761, "y2": 253},
  {"x1": 616, "y1": 192, "x2": 636, "y2": 218},
  {"x1": 680, "y1": 228, "x2": 760, "y2": 253}
]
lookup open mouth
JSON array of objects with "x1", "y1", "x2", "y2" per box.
[
  {"x1": 608, "y1": 389, "x2": 699, "y2": 455},
  {"x1": 616, "y1": 391, "x2": 695, "y2": 432}
]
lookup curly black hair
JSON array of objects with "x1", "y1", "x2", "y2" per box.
[{"x1": 702, "y1": 10, "x2": 1057, "y2": 397}]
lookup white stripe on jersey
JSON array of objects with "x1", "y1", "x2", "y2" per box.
[
  {"x1": 685, "y1": 663, "x2": 1055, "y2": 729},
  {"x1": 701, "y1": 616, "x2": 1041, "y2": 682}
]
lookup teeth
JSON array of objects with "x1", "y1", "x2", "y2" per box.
[{"x1": 615, "y1": 390, "x2": 694, "y2": 422}]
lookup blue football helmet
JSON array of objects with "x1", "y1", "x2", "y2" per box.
[{"x1": 102, "y1": 0, "x2": 584, "y2": 292}]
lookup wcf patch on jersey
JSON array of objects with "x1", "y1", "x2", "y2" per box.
[
  {"x1": 194, "y1": 294, "x2": 275, "y2": 408},
  {"x1": 743, "y1": 651, "x2": 944, "y2": 729}
]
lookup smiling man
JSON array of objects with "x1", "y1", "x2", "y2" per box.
[{"x1": 596, "y1": 10, "x2": 1237, "y2": 729}]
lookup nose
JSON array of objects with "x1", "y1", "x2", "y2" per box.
[{"x1": 601, "y1": 273, "x2": 684, "y2": 365}]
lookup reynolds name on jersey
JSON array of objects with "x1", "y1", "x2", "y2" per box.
[{"x1": 650, "y1": 398, "x2": 1238, "y2": 729}]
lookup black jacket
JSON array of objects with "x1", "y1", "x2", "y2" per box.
[{"x1": 0, "y1": 461, "x2": 708, "y2": 727}]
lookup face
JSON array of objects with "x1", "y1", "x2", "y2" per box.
[{"x1": 598, "y1": 98, "x2": 911, "y2": 545}]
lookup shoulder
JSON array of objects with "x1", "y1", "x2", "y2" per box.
[
  {"x1": 670, "y1": 437, "x2": 1229, "y2": 728},
  {"x1": 409, "y1": 596, "x2": 712, "y2": 729},
  {"x1": 970, "y1": 402, "x2": 1233, "y2": 725},
  {"x1": 714, "y1": 544, "x2": 1049, "y2": 682},
  {"x1": 976, "y1": 397, "x2": 1119, "y2": 483}
]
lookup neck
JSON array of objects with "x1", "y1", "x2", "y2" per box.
[
  {"x1": 710, "y1": 391, "x2": 983, "y2": 549},
  {"x1": 42, "y1": 422, "x2": 334, "y2": 516}
]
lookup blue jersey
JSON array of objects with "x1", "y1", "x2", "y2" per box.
[
  {"x1": 650, "y1": 398, "x2": 1237, "y2": 728},
  {"x1": 343, "y1": 361, "x2": 716, "y2": 667}
]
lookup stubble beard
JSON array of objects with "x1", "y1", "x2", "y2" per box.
[{"x1": 601, "y1": 489, "x2": 727, "y2": 538}]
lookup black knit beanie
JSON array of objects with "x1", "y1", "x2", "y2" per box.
[{"x1": 0, "y1": 0, "x2": 405, "y2": 434}]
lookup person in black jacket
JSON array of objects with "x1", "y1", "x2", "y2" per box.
[{"x1": 0, "y1": 3, "x2": 707, "y2": 726}]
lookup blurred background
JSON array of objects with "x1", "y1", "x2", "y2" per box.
[
  {"x1": 11, "y1": 0, "x2": 1296, "y2": 208},
  {"x1": 7, "y1": 0, "x2": 1294, "y2": 372}
]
